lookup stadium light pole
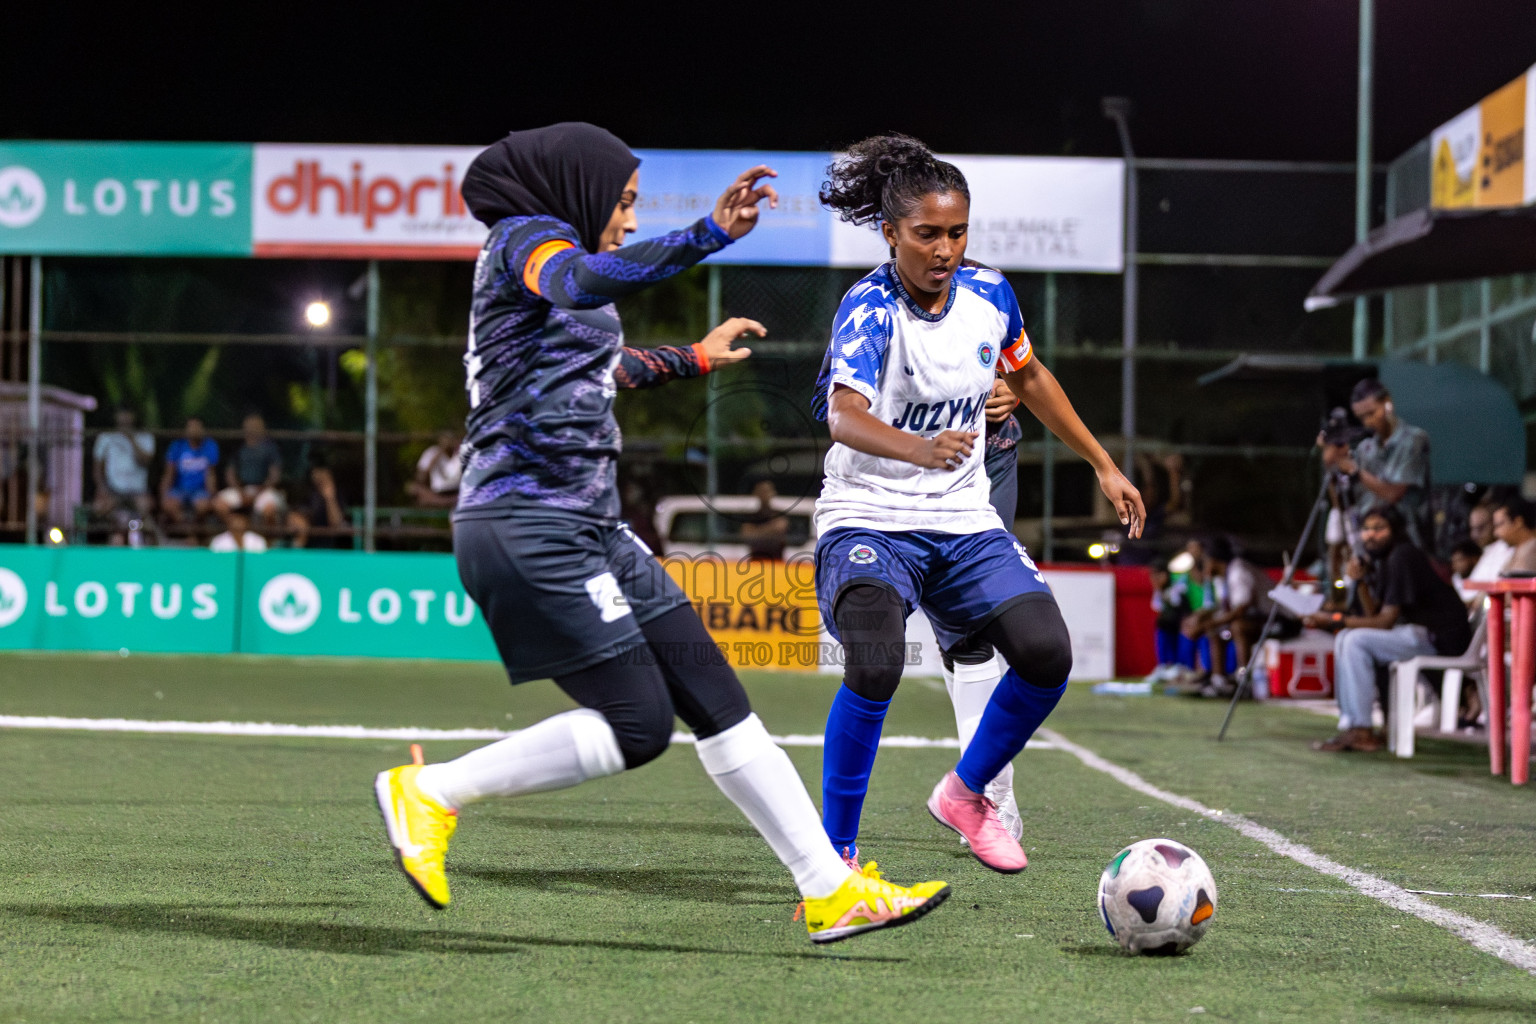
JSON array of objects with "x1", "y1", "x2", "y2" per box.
[
  {"x1": 1353, "y1": 0, "x2": 1374, "y2": 359},
  {"x1": 1102, "y1": 97, "x2": 1137, "y2": 477}
]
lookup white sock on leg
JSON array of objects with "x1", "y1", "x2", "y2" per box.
[
  {"x1": 949, "y1": 653, "x2": 1005, "y2": 753},
  {"x1": 414, "y1": 708, "x2": 625, "y2": 810},
  {"x1": 695, "y1": 713, "x2": 852, "y2": 900}
]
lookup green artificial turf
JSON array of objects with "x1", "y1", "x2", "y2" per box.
[{"x1": 0, "y1": 652, "x2": 1533, "y2": 1023}]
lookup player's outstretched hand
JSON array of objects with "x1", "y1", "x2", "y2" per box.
[
  {"x1": 917, "y1": 430, "x2": 977, "y2": 471},
  {"x1": 1098, "y1": 467, "x2": 1146, "y2": 538},
  {"x1": 698, "y1": 317, "x2": 763, "y2": 368},
  {"x1": 713, "y1": 166, "x2": 780, "y2": 240}
]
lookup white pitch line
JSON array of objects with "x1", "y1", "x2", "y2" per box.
[
  {"x1": 0, "y1": 714, "x2": 1057, "y2": 751},
  {"x1": 1038, "y1": 727, "x2": 1536, "y2": 977}
]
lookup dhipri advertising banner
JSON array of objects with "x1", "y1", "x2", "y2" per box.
[
  {"x1": 1, "y1": 140, "x2": 1125, "y2": 270},
  {"x1": 252, "y1": 144, "x2": 487, "y2": 259},
  {"x1": 0, "y1": 142, "x2": 251, "y2": 255},
  {"x1": 0, "y1": 547, "x2": 239, "y2": 653},
  {"x1": 1430, "y1": 63, "x2": 1536, "y2": 209}
]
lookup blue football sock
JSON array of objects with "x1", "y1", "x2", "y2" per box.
[
  {"x1": 821, "y1": 685, "x2": 891, "y2": 853},
  {"x1": 955, "y1": 669, "x2": 1067, "y2": 794}
]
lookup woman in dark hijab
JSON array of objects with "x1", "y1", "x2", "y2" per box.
[{"x1": 373, "y1": 122, "x2": 950, "y2": 944}]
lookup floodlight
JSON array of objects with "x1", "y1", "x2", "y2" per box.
[{"x1": 305, "y1": 301, "x2": 331, "y2": 328}]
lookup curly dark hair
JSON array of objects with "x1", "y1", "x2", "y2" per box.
[{"x1": 819, "y1": 133, "x2": 969, "y2": 227}]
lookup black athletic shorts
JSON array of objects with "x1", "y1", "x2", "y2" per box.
[{"x1": 455, "y1": 511, "x2": 690, "y2": 684}]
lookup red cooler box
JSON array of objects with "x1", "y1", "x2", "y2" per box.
[{"x1": 1262, "y1": 633, "x2": 1335, "y2": 699}]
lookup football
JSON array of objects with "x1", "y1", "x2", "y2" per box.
[{"x1": 1097, "y1": 838, "x2": 1218, "y2": 955}]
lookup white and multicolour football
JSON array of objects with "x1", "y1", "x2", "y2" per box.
[{"x1": 1097, "y1": 838, "x2": 1217, "y2": 955}]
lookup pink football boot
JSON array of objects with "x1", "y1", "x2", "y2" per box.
[{"x1": 927, "y1": 770, "x2": 1027, "y2": 873}]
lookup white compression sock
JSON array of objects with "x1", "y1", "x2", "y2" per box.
[
  {"x1": 414, "y1": 708, "x2": 625, "y2": 810},
  {"x1": 947, "y1": 653, "x2": 1006, "y2": 753},
  {"x1": 695, "y1": 714, "x2": 852, "y2": 900}
]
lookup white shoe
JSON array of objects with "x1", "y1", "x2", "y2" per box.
[
  {"x1": 986, "y1": 763, "x2": 1023, "y2": 842},
  {"x1": 954, "y1": 762, "x2": 1023, "y2": 845}
]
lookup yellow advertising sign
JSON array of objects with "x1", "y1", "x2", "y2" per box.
[
  {"x1": 662, "y1": 555, "x2": 825, "y2": 671},
  {"x1": 1478, "y1": 73, "x2": 1527, "y2": 207},
  {"x1": 1431, "y1": 64, "x2": 1535, "y2": 209}
]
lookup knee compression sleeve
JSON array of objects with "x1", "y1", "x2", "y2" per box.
[
  {"x1": 980, "y1": 594, "x2": 1073, "y2": 689},
  {"x1": 638, "y1": 604, "x2": 752, "y2": 739},
  {"x1": 835, "y1": 585, "x2": 907, "y2": 702},
  {"x1": 555, "y1": 656, "x2": 677, "y2": 770}
]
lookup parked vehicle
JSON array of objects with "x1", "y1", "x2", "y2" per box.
[{"x1": 653, "y1": 494, "x2": 815, "y2": 561}]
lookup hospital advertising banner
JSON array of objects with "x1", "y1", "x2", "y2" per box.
[
  {"x1": 0, "y1": 141, "x2": 1124, "y2": 271},
  {"x1": 1430, "y1": 62, "x2": 1536, "y2": 209}
]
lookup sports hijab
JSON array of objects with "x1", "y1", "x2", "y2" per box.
[{"x1": 461, "y1": 122, "x2": 641, "y2": 253}]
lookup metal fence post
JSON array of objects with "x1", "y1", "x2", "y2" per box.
[
  {"x1": 1041, "y1": 271, "x2": 1057, "y2": 562},
  {"x1": 1103, "y1": 99, "x2": 1138, "y2": 477},
  {"x1": 1352, "y1": 0, "x2": 1374, "y2": 360},
  {"x1": 705, "y1": 265, "x2": 721, "y2": 544},
  {"x1": 364, "y1": 260, "x2": 380, "y2": 554},
  {"x1": 1479, "y1": 278, "x2": 1492, "y2": 374},
  {"x1": 26, "y1": 256, "x2": 42, "y2": 546}
]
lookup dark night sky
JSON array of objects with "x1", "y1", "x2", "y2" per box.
[{"x1": 5, "y1": 1, "x2": 1535, "y2": 162}]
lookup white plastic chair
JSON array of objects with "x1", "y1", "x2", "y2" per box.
[{"x1": 1387, "y1": 614, "x2": 1487, "y2": 758}]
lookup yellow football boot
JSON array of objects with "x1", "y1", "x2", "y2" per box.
[
  {"x1": 795, "y1": 860, "x2": 949, "y2": 944},
  {"x1": 374, "y1": 765, "x2": 457, "y2": 908}
]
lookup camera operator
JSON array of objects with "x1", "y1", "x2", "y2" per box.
[
  {"x1": 1319, "y1": 406, "x2": 1369, "y2": 586},
  {"x1": 1319, "y1": 379, "x2": 1432, "y2": 553},
  {"x1": 1301, "y1": 506, "x2": 1471, "y2": 753}
]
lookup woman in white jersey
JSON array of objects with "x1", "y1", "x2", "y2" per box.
[{"x1": 811, "y1": 135, "x2": 1144, "y2": 873}]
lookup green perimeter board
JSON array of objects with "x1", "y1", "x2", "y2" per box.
[
  {"x1": 0, "y1": 546, "x2": 238, "y2": 653},
  {"x1": 239, "y1": 549, "x2": 496, "y2": 660},
  {"x1": 0, "y1": 142, "x2": 251, "y2": 255}
]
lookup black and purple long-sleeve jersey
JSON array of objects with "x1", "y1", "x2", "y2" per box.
[{"x1": 456, "y1": 213, "x2": 731, "y2": 520}]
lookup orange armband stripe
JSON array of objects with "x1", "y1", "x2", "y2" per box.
[
  {"x1": 999, "y1": 328, "x2": 1034, "y2": 372},
  {"x1": 522, "y1": 239, "x2": 576, "y2": 295},
  {"x1": 691, "y1": 341, "x2": 712, "y2": 374}
]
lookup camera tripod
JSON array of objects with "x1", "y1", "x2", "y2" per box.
[{"x1": 1216, "y1": 470, "x2": 1333, "y2": 740}]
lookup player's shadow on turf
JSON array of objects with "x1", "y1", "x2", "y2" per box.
[
  {"x1": 478, "y1": 814, "x2": 757, "y2": 840},
  {"x1": 459, "y1": 866, "x2": 785, "y2": 905},
  {"x1": 2, "y1": 903, "x2": 907, "y2": 963},
  {"x1": 1375, "y1": 993, "x2": 1536, "y2": 1015}
]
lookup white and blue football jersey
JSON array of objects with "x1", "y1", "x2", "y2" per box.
[{"x1": 813, "y1": 260, "x2": 1033, "y2": 536}]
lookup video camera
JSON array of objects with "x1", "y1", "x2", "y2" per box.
[{"x1": 1320, "y1": 406, "x2": 1369, "y2": 448}]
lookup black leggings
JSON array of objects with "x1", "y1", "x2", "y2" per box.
[
  {"x1": 553, "y1": 604, "x2": 752, "y2": 770},
  {"x1": 835, "y1": 584, "x2": 1073, "y2": 703}
]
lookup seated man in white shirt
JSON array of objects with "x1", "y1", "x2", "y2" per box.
[
  {"x1": 209, "y1": 511, "x2": 268, "y2": 553},
  {"x1": 93, "y1": 408, "x2": 156, "y2": 543},
  {"x1": 1459, "y1": 502, "x2": 1513, "y2": 603},
  {"x1": 408, "y1": 431, "x2": 463, "y2": 509}
]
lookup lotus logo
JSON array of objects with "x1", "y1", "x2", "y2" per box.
[
  {"x1": 0, "y1": 167, "x2": 46, "y2": 228},
  {"x1": 0, "y1": 567, "x2": 27, "y2": 628},
  {"x1": 259, "y1": 572, "x2": 322, "y2": 634}
]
